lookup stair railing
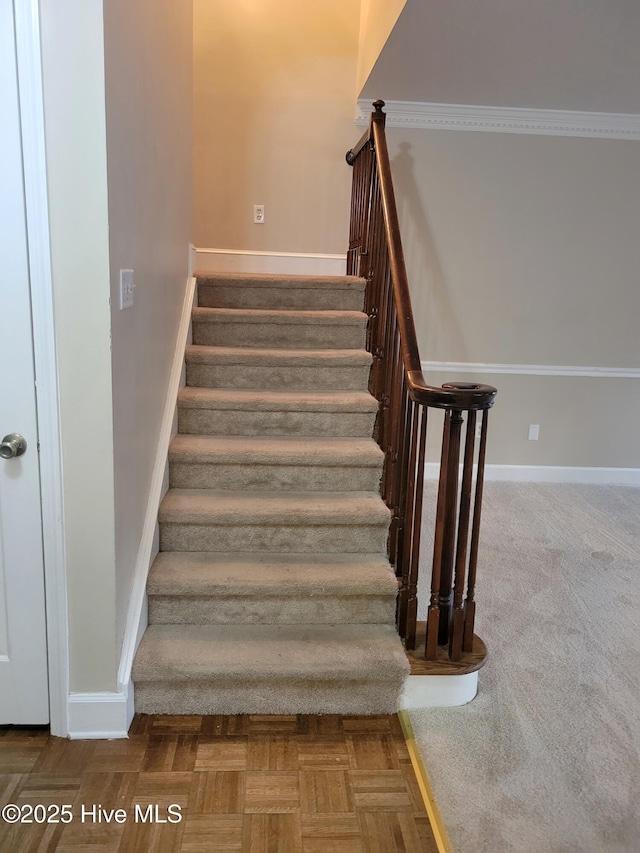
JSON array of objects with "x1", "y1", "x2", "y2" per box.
[{"x1": 346, "y1": 101, "x2": 497, "y2": 661}]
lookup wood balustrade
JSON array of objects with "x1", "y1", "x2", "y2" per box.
[{"x1": 346, "y1": 101, "x2": 497, "y2": 661}]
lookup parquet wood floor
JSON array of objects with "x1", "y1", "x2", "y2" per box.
[{"x1": 0, "y1": 714, "x2": 438, "y2": 852}]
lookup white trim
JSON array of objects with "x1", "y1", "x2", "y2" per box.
[
  {"x1": 195, "y1": 248, "x2": 347, "y2": 277},
  {"x1": 14, "y1": 0, "x2": 70, "y2": 737},
  {"x1": 425, "y1": 463, "x2": 640, "y2": 485},
  {"x1": 399, "y1": 673, "x2": 478, "y2": 709},
  {"x1": 421, "y1": 360, "x2": 640, "y2": 379},
  {"x1": 67, "y1": 691, "x2": 129, "y2": 739},
  {"x1": 356, "y1": 99, "x2": 640, "y2": 140},
  {"x1": 117, "y1": 276, "x2": 197, "y2": 711}
]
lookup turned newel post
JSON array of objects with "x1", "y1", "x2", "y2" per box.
[
  {"x1": 436, "y1": 409, "x2": 463, "y2": 645},
  {"x1": 463, "y1": 409, "x2": 489, "y2": 651},
  {"x1": 449, "y1": 410, "x2": 476, "y2": 660}
]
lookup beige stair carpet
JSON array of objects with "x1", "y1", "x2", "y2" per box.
[
  {"x1": 168, "y1": 435, "x2": 384, "y2": 491},
  {"x1": 177, "y1": 387, "x2": 379, "y2": 437},
  {"x1": 191, "y1": 307, "x2": 367, "y2": 349},
  {"x1": 133, "y1": 272, "x2": 409, "y2": 714}
]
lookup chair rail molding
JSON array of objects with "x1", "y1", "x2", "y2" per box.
[
  {"x1": 421, "y1": 361, "x2": 640, "y2": 379},
  {"x1": 356, "y1": 99, "x2": 640, "y2": 140}
]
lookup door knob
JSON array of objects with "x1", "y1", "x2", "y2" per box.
[{"x1": 0, "y1": 433, "x2": 27, "y2": 459}]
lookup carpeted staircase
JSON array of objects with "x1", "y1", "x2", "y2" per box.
[{"x1": 132, "y1": 272, "x2": 409, "y2": 714}]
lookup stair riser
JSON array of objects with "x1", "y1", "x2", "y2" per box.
[
  {"x1": 178, "y1": 408, "x2": 377, "y2": 438},
  {"x1": 186, "y1": 363, "x2": 370, "y2": 391},
  {"x1": 148, "y1": 595, "x2": 395, "y2": 625},
  {"x1": 198, "y1": 285, "x2": 363, "y2": 312},
  {"x1": 135, "y1": 680, "x2": 402, "y2": 715},
  {"x1": 169, "y1": 462, "x2": 382, "y2": 491},
  {"x1": 159, "y1": 523, "x2": 389, "y2": 554},
  {"x1": 192, "y1": 321, "x2": 366, "y2": 350}
]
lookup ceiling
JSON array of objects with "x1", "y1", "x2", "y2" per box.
[{"x1": 361, "y1": 0, "x2": 640, "y2": 114}]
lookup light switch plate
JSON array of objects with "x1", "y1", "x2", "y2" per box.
[{"x1": 120, "y1": 269, "x2": 134, "y2": 310}]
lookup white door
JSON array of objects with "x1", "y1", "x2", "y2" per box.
[{"x1": 0, "y1": 0, "x2": 49, "y2": 724}]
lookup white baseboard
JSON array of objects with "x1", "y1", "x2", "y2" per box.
[
  {"x1": 195, "y1": 247, "x2": 347, "y2": 277},
  {"x1": 425, "y1": 463, "x2": 640, "y2": 485},
  {"x1": 117, "y1": 276, "x2": 197, "y2": 712},
  {"x1": 399, "y1": 673, "x2": 478, "y2": 709},
  {"x1": 68, "y1": 690, "x2": 130, "y2": 739}
]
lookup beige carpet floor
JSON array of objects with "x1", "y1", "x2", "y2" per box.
[{"x1": 410, "y1": 482, "x2": 640, "y2": 853}]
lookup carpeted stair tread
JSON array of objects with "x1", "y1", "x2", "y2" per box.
[
  {"x1": 192, "y1": 307, "x2": 367, "y2": 325},
  {"x1": 192, "y1": 307, "x2": 368, "y2": 349},
  {"x1": 133, "y1": 623, "x2": 409, "y2": 683},
  {"x1": 197, "y1": 273, "x2": 366, "y2": 311},
  {"x1": 147, "y1": 551, "x2": 397, "y2": 597},
  {"x1": 177, "y1": 386, "x2": 378, "y2": 413},
  {"x1": 159, "y1": 489, "x2": 390, "y2": 526},
  {"x1": 177, "y1": 387, "x2": 379, "y2": 438},
  {"x1": 169, "y1": 435, "x2": 384, "y2": 467},
  {"x1": 147, "y1": 552, "x2": 397, "y2": 626},
  {"x1": 196, "y1": 272, "x2": 366, "y2": 290},
  {"x1": 185, "y1": 344, "x2": 372, "y2": 367},
  {"x1": 185, "y1": 345, "x2": 371, "y2": 391}
]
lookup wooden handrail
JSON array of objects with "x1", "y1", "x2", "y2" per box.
[
  {"x1": 346, "y1": 100, "x2": 497, "y2": 662},
  {"x1": 351, "y1": 100, "x2": 497, "y2": 413},
  {"x1": 345, "y1": 128, "x2": 370, "y2": 165}
]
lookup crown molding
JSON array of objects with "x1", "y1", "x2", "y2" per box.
[{"x1": 356, "y1": 99, "x2": 640, "y2": 140}]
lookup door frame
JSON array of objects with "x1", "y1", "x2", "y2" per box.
[{"x1": 14, "y1": 0, "x2": 69, "y2": 737}]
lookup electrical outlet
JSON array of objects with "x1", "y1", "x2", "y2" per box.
[
  {"x1": 475, "y1": 422, "x2": 483, "y2": 440},
  {"x1": 528, "y1": 424, "x2": 540, "y2": 441},
  {"x1": 119, "y1": 269, "x2": 134, "y2": 310},
  {"x1": 254, "y1": 204, "x2": 265, "y2": 224}
]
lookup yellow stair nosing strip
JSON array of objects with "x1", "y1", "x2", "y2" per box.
[{"x1": 398, "y1": 710, "x2": 454, "y2": 853}]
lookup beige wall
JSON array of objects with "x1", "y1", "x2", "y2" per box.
[
  {"x1": 103, "y1": 0, "x2": 193, "y2": 655},
  {"x1": 385, "y1": 127, "x2": 640, "y2": 468},
  {"x1": 193, "y1": 0, "x2": 360, "y2": 254},
  {"x1": 40, "y1": 0, "x2": 118, "y2": 693},
  {"x1": 357, "y1": 0, "x2": 407, "y2": 96},
  {"x1": 423, "y1": 373, "x2": 640, "y2": 468},
  {"x1": 40, "y1": 0, "x2": 193, "y2": 692},
  {"x1": 388, "y1": 128, "x2": 640, "y2": 366}
]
